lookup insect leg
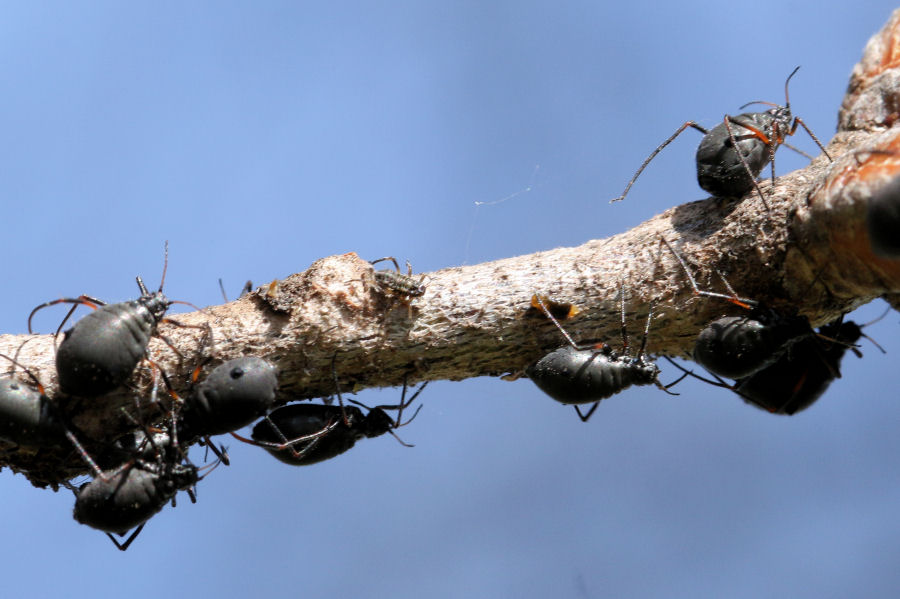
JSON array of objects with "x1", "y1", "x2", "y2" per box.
[
  {"x1": 722, "y1": 116, "x2": 770, "y2": 210},
  {"x1": 106, "y1": 524, "x2": 145, "y2": 552},
  {"x1": 611, "y1": 121, "x2": 709, "y2": 203}
]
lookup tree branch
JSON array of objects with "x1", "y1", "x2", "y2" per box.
[{"x1": 6, "y1": 10, "x2": 900, "y2": 488}]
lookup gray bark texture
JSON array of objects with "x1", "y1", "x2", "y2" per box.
[{"x1": 6, "y1": 10, "x2": 900, "y2": 488}]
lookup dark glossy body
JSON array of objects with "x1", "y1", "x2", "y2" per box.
[
  {"x1": 0, "y1": 378, "x2": 67, "y2": 446},
  {"x1": 613, "y1": 67, "x2": 830, "y2": 205},
  {"x1": 867, "y1": 174, "x2": 900, "y2": 257},
  {"x1": 73, "y1": 462, "x2": 197, "y2": 535},
  {"x1": 693, "y1": 313, "x2": 811, "y2": 380},
  {"x1": 526, "y1": 345, "x2": 661, "y2": 405},
  {"x1": 734, "y1": 320, "x2": 863, "y2": 415},
  {"x1": 252, "y1": 403, "x2": 394, "y2": 466},
  {"x1": 56, "y1": 294, "x2": 169, "y2": 396},
  {"x1": 181, "y1": 357, "x2": 279, "y2": 437},
  {"x1": 696, "y1": 110, "x2": 788, "y2": 197}
]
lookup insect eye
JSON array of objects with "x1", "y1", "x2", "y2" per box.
[{"x1": 229, "y1": 367, "x2": 245, "y2": 380}]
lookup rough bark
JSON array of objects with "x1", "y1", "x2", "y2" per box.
[{"x1": 6, "y1": 10, "x2": 900, "y2": 488}]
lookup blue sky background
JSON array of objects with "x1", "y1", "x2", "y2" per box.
[{"x1": 1, "y1": 2, "x2": 898, "y2": 598}]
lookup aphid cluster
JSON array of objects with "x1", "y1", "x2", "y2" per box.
[
  {"x1": 13, "y1": 245, "x2": 257, "y2": 548},
  {"x1": 660, "y1": 239, "x2": 880, "y2": 415},
  {"x1": 577, "y1": 67, "x2": 871, "y2": 415},
  {"x1": 64, "y1": 354, "x2": 286, "y2": 550},
  {"x1": 668, "y1": 315, "x2": 879, "y2": 415},
  {"x1": 726, "y1": 317, "x2": 878, "y2": 414},
  {"x1": 220, "y1": 257, "x2": 429, "y2": 472},
  {"x1": 522, "y1": 227, "x2": 883, "y2": 420},
  {"x1": 596, "y1": 64, "x2": 881, "y2": 416},
  {"x1": 0, "y1": 62, "x2": 869, "y2": 549},
  {"x1": 6, "y1": 245, "x2": 430, "y2": 551}
]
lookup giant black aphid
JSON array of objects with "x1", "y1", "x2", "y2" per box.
[
  {"x1": 234, "y1": 360, "x2": 425, "y2": 466},
  {"x1": 0, "y1": 347, "x2": 105, "y2": 477},
  {"x1": 28, "y1": 242, "x2": 198, "y2": 397},
  {"x1": 667, "y1": 313, "x2": 883, "y2": 415},
  {"x1": 612, "y1": 67, "x2": 832, "y2": 208},
  {"x1": 526, "y1": 289, "x2": 679, "y2": 422},
  {"x1": 663, "y1": 237, "x2": 814, "y2": 380},
  {"x1": 178, "y1": 356, "x2": 280, "y2": 440},
  {"x1": 72, "y1": 455, "x2": 200, "y2": 551}
]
